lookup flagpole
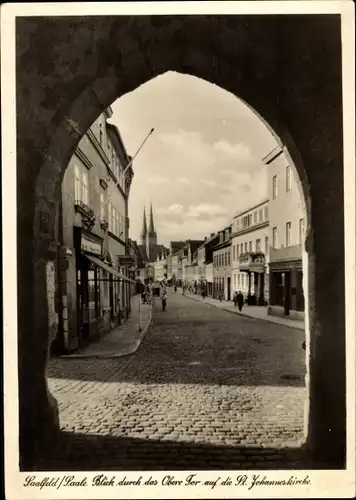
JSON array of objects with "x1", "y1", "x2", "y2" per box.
[{"x1": 122, "y1": 127, "x2": 155, "y2": 178}]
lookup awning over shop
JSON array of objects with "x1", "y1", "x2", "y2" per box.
[{"x1": 83, "y1": 253, "x2": 136, "y2": 284}]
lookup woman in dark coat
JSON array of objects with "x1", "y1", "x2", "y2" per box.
[{"x1": 237, "y1": 291, "x2": 244, "y2": 311}]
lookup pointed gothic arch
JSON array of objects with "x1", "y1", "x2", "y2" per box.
[{"x1": 15, "y1": 14, "x2": 345, "y2": 469}]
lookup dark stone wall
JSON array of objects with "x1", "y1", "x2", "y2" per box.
[{"x1": 16, "y1": 15, "x2": 345, "y2": 468}]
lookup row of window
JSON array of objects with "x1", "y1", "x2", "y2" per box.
[
  {"x1": 75, "y1": 163, "x2": 125, "y2": 239},
  {"x1": 233, "y1": 273, "x2": 252, "y2": 290},
  {"x1": 213, "y1": 237, "x2": 269, "y2": 269},
  {"x1": 214, "y1": 252, "x2": 231, "y2": 268},
  {"x1": 272, "y1": 218, "x2": 305, "y2": 248},
  {"x1": 97, "y1": 121, "x2": 125, "y2": 191},
  {"x1": 232, "y1": 236, "x2": 269, "y2": 260},
  {"x1": 236, "y1": 206, "x2": 268, "y2": 231},
  {"x1": 107, "y1": 202, "x2": 125, "y2": 238},
  {"x1": 212, "y1": 219, "x2": 305, "y2": 267},
  {"x1": 74, "y1": 164, "x2": 89, "y2": 205},
  {"x1": 272, "y1": 166, "x2": 292, "y2": 200}
]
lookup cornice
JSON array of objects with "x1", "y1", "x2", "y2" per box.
[
  {"x1": 231, "y1": 221, "x2": 269, "y2": 238},
  {"x1": 75, "y1": 147, "x2": 94, "y2": 170}
]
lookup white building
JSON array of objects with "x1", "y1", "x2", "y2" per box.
[
  {"x1": 264, "y1": 146, "x2": 306, "y2": 319},
  {"x1": 230, "y1": 199, "x2": 269, "y2": 305}
]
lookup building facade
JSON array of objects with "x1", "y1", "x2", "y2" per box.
[
  {"x1": 203, "y1": 233, "x2": 219, "y2": 297},
  {"x1": 153, "y1": 248, "x2": 169, "y2": 282},
  {"x1": 52, "y1": 107, "x2": 134, "y2": 354},
  {"x1": 183, "y1": 240, "x2": 205, "y2": 285},
  {"x1": 167, "y1": 241, "x2": 186, "y2": 283},
  {"x1": 212, "y1": 226, "x2": 232, "y2": 300},
  {"x1": 231, "y1": 199, "x2": 269, "y2": 305},
  {"x1": 265, "y1": 146, "x2": 306, "y2": 319}
]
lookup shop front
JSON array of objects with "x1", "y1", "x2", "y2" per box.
[
  {"x1": 268, "y1": 260, "x2": 304, "y2": 319},
  {"x1": 238, "y1": 252, "x2": 266, "y2": 305},
  {"x1": 75, "y1": 230, "x2": 134, "y2": 346}
]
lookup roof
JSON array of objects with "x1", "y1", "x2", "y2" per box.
[
  {"x1": 233, "y1": 198, "x2": 269, "y2": 219},
  {"x1": 188, "y1": 240, "x2": 205, "y2": 254},
  {"x1": 138, "y1": 244, "x2": 148, "y2": 263},
  {"x1": 106, "y1": 121, "x2": 131, "y2": 167},
  {"x1": 170, "y1": 241, "x2": 186, "y2": 254},
  {"x1": 203, "y1": 233, "x2": 219, "y2": 246}
]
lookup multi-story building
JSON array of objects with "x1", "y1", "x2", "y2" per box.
[
  {"x1": 264, "y1": 145, "x2": 306, "y2": 319},
  {"x1": 212, "y1": 226, "x2": 232, "y2": 300},
  {"x1": 197, "y1": 243, "x2": 206, "y2": 283},
  {"x1": 203, "y1": 233, "x2": 219, "y2": 297},
  {"x1": 231, "y1": 199, "x2": 269, "y2": 305},
  {"x1": 52, "y1": 107, "x2": 134, "y2": 354},
  {"x1": 167, "y1": 241, "x2": 186, "y2": 283},
  {"x1": 183, "y1": 240, "x2": 205, "y2": 284},
  {"x1": 153, "y1": 249, "x2": 169, "y2": 282}
]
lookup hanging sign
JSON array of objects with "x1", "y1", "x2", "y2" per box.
[
  {"x1": 118, "y1": 256, "x2": 135, "y2": 266},
  {"x1": 81, "y1": 235, "x2": 102, "y2": 256}
]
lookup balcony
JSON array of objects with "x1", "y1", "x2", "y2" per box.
[
  {"x1": 75, "y1": 200, "x2": 94, "y2": 217},
  {"x1": 239, "y1": 252, "x2": 266, "y2": 273}
]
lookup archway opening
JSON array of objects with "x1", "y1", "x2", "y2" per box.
[
  {"x1": 15, "y1": 14, "x2": 345, "y2": 472},
  {"x1": 43, "y1": 71, "x2": 310, "y2": 471}
]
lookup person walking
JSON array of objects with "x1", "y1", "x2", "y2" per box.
[
  {"x1": 219, "y1": 290, "x2": 224, "y2": 302},
  {"x1": 161, "y1": 286, "x2": 168, "y2": 312},
  {"x1": 233, "y1": 290, "x2": 238, "y2": 307},
  {"x1": 237, "y1": 290, "x2": 244, "y2": 312}
]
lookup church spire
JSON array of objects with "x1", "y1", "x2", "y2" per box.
[
  {"x1": 140, "y1": 206, "x2": 147, "y2": 243},
  {"x1": 148, "y1": 202, "x2": 156, "y2": 236}
]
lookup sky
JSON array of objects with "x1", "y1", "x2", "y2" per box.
[{"x1": 110, "y1": 71, "x2": 277, "y2": 247}]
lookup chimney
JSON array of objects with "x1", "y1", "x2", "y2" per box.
[{"x1": 210, "y1": 233, "x2": 214, "y2": 237}]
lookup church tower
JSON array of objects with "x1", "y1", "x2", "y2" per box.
[
  {"x1": 147, "y1": 202, "x2": 158, "y2": 261},
  {"x1": 140, "y1": 206, "x2": 147, "y2": 247}
]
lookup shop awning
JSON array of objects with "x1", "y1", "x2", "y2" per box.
[{"x1": 83, "y1": 253, "x2": 136, "y2": 284}]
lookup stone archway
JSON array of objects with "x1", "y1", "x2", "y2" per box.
[{"x1": 16, "y1": 14, "x2": 345, "y2": 469}]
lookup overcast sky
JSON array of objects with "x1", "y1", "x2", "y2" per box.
[{"x1": 110, "y1": 71, "x2": 277, "y2": 247}]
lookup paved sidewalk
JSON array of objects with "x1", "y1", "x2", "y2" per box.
[
  {"x1": 61, "y1": 295, "x2": 152, "y2": 359},
  {"x1": 184, "y1": 293, "x2": 305, "y2": 330}
]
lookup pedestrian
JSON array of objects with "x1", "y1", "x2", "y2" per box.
[
  {"x1": 174, "y1": 284, "x2": 177, "y2": 292},
  {"x1": 161, "y1": 287, "x2": 168, "y2": 312},
  {"x1": 237, "y1": 290, "x2": 244, "y2": 311},
  {"x1": 233, "y1": 290, "x2": 238, "y2": 307},
  {"x1": 219, "y1": 290, "x2": 224, "y2": 302}
]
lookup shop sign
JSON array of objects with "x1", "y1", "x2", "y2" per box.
[
  {"x1": 81, "y1": 235, "x2": 102, "y2": 256},
  {"x1": 118, "y1": 256, "x2": 135, "y2": 266}
]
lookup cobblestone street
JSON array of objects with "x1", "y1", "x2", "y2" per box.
[{"x1": 45, "y1": 290, "x2": 309, "y2": 470}]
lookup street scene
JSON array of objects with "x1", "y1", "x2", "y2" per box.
[
  {"x1": 37, "y1": 69, "x2": 312, "y2": 471},
  {"x1": 11, "y1": 12, "x2": 350, "y2": 488},
  {"x1": 46, "y1": 289, "x2": 307, "y2": 470}
]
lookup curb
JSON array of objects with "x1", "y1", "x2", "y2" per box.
[
  {"x1": 184, "y1": 294, "x2": 304, "y2": 331},
  {"x1": 59, "y1": 305, "x2": 153, "y2": 360}
]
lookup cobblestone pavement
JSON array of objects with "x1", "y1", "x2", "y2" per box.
[{"x1": 44, "y1": 289, "x2": 309, "y2": 470}]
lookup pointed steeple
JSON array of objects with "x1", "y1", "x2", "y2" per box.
[
  {"x1": 148, "y1": 202, "x2": 156, "y2": 236},
  {"x1": 140, "y1": 206, "x2": 147, "y2": 244}
]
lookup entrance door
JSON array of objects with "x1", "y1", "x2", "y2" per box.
[
  {"x1": 284, "y1": 271, "x2": 291, "y2": 315},
  {"x1": 76, "y1": 258, "x2": 89, "y2": 342},
  {"x1": 227, "y1": 277, "x2": 231, "y2": 301}
]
